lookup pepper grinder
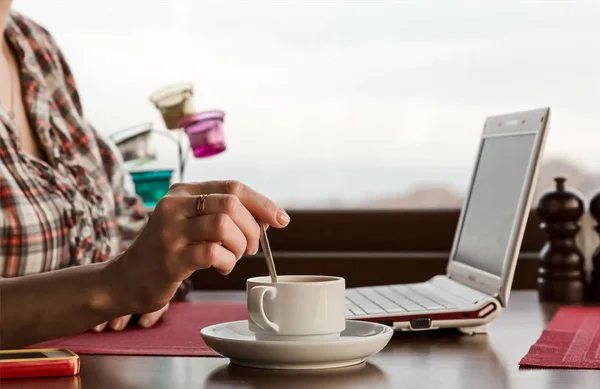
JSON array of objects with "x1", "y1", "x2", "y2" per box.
[
  {"x1": 589, "y1": 190, "x2": 600, "y2": 300},
  {"x1": 536, "y1": 177, "x2": 586, "y2": 302}
]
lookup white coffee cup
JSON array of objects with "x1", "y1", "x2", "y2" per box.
[{"x1": 246, "y1": 275, "x2": 346, "y2": 341}]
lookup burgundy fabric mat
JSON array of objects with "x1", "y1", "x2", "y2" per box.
[
  {"x1": 519, "y1": 306, "x2": 600, "y2": 369},
  {"x1": 29, "y1": 302, "x2": 247, "y2": 357}
]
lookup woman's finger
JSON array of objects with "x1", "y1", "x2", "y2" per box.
[
  {"x1": 138, "y1": 304, "x2": 169, "y2": 328},
  {"x1": 185, "y1": 194, "x2": 260, "y2": 255},
  {"x1": 180, "y1": 242, "x2": 237, "y2": 275},
  {"x1": 170, "y1": 181, "x2": 289, "y2": 228},
  {"x1": 180, "y1": 213, "x2": 247, "y2": 260},
  {"x1": 108, "y1": 314, "x2": 132, "y2": 331},
  {"x1": 92, "y1": 322, "x2": 107, "y2": 332}
]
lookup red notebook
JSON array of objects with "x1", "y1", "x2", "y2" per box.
[
  {"x1": 519, "y1": 306, "x2": 600, "y2": 369},
  {"x1": 29, "y1": 302, "x2": 247, "y2": 357}
]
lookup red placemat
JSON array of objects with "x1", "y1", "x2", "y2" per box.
[
  {"x1": 519, "y1": 306, "x2": 600, "y2": 369},
  {"x1": 29, "y1": 302, "x2": 247, "y2": 357}
]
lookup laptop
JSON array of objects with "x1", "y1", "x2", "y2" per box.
[{"x1": 345, "y1": 107, "x2": 551, "y2": 334}]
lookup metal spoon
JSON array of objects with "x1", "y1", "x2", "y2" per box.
[{"x1": 259, "y1": 221, "x2": 278, "y2": 283}]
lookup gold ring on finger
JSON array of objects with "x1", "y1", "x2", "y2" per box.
[{"x1": 196, "y1": 194, "x2": 208, "y2": 216}]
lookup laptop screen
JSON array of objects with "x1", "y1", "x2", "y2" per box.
[{"x1": 452, "y1": 133, "x2": 536, "y2": 276}]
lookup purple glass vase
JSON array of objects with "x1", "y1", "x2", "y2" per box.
[{"x1": 178, "y1": 110, "x2": 226, "y2": 158}]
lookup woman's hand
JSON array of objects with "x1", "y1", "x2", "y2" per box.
[{"x1": 105, "y1": 180, "x2": 290, "y2": 319}]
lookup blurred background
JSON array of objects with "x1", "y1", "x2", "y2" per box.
[{"x1": 14, "y1": 0, "x2": 600, "y2": 209}]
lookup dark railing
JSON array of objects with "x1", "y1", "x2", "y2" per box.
[{"x1": 182, "y1": 209, "x2": 545, "y2": 290}]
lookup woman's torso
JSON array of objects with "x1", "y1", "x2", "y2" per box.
[{"x1": 0, "y1": 12, "x2": 143, "y2": 277}]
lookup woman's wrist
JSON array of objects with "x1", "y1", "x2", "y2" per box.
[{"x1": 91, "y1": 257, "x2": 130, "y2": 319}]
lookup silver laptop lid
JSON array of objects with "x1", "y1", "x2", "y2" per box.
[{"x1": 446, "y1": 107, "x2": 550, "y2": 306}]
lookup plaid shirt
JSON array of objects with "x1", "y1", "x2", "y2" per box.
[{"x1": 0, "y1": 12, "x2": 147, "y2": 277}]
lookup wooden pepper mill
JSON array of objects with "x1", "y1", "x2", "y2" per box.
[
  {"x1": 589, "y1": 190, "x2": 600, "y2": 300},
  {"x1": 536, "y1": 177, "x2": 586, "y2": 302}
]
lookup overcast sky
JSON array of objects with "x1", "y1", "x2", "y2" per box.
[{"x1": 12, "y1": 0, "x2": 600, "y2": 171}]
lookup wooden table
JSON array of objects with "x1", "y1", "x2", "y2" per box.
[{"x1": 5, "y1": 291, "x2": 599, "y2": 389}]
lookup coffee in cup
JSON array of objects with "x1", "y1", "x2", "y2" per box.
[{"x1": 246, "y1": 275, "x2": 345, "y2": 341}]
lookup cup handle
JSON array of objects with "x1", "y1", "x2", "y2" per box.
[{"x1": 247, "y1": 286, "x2": 279, "y2": 332}]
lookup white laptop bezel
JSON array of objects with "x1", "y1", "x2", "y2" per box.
[{"x1": 446, "y1": 108, "x2": 550, "y2": 306}]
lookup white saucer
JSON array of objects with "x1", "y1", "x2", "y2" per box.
[{"x1": 200, "y1": 320, "x2": 393, "y2": 370}]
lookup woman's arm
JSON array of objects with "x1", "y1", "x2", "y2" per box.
[
  {"x1": 1, "y1": 180, "x2": 290, "y2": 350},
  {"x1": 0, "y1": 259, "x2": 126, "y2": 349}
]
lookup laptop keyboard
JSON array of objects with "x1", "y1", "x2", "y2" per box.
[{"x1": 345, "y1": 284, "x2": 469, "y2": 317}]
